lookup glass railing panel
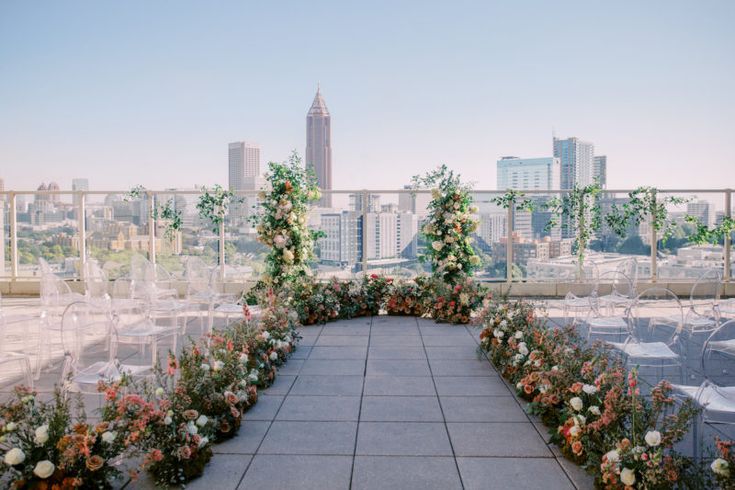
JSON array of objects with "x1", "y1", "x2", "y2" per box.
[
  {"x1": 1, "y1": 196, "x2": 10, "y2": 277},
  {"x1": 470, "y1": 191, "x2": 509, "y2": 281},
  {"x1": 223, "y1": 190, "x2": 265, "y2": 283}
]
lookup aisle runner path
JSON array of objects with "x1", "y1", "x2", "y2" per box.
[{"x1": 143, "y1": 316, "x2": 593, "y2": 490}]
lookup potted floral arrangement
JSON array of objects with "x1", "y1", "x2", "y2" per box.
[
  {"x1": 385, "y1": 277, "x2": 429, "y2": 317},
  {"x1": 1, "y1": 387, "x2": 128, "y2": 489},
  {"x1": 423, "y1": 274, "x2": 486, "y2": 324}
]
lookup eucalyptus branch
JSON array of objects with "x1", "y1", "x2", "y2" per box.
[
  {"x1": 604, "y1": 186, "x2": 690, "y2": 243},
  {"x1": 685, "y1": 215, "x2": 735, "y2": 245},
  {"x1": 491, "y1": 190, "x2": 535, "y2": 212},
  {"x1": 196, "y1": 185, "x2": 241, "y2": 234},
  {"x1": 126, "y1": 185, "x2": 182, "y2": 241}
]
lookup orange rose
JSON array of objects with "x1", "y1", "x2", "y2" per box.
[{"x1": 86, "y1": 455, "x2": 105, "y2": 472}]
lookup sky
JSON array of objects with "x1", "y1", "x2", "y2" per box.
[{"x1": 1, "y1": 0, "x2": 734, "y2": 193}]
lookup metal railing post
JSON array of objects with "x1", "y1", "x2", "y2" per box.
[
  {"x1": 506, "y1": 205, "x2": 513, "y2": 283},
  {"x1": 147, "y1": 192, "x2": 156, "y2": 265},
  {"x1": 78, "y1": 192, "x2": 86, "y2": 280},
  {"x1": 9, "y1": 193, "x2": 18, "y2": 280},
  {"x1": 219, "y1": 217, "x2": 226, "y2": 281},
  {"x1": 725, "y1": 189, "x2": 732, "y2": 282},
  {"x1": 361, "y1": 190, "x2": 368, "y2": 274},
  {"x1": 650, "y1": 192, "x2": 658, "y2": 282}
]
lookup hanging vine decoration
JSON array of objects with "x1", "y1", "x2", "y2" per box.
[
  {"x1": 196, "y1": 185, "x2": 241, "y2": 235},
  {"x1": 544, "y1": 182, "x2": 603, "y2": 274},
  {"x1": 491, "y1": 190, "x2": 536, "y2": 212},
  {"x1": 684, "y1": 215, "x2": 735, "y2": 245},
  {"x1": 125, "y1": 186, "x2": 183, "y2": 241},
  {"x1": 604, "y1": 187, "x2": 689, "y2": 244}
]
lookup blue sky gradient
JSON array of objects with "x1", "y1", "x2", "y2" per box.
[{"x1": 1, "y1": 0, "x2": 733, "y2": 191}]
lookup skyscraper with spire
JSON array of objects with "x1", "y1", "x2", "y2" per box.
[{"x1": 306, "y1": 86, "x2": 332, "y2": 207}]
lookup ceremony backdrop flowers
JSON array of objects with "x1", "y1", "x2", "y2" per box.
[
  {"x1": 251, "y1": 152, "x2": 323, "y2": 288},
  {"x1": 412, "y1": 165, "x2": 480, "y2": 285}
]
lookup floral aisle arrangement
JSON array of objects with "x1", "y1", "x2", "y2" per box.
[
  {"x1": 422, "y1": 274, "x2": 487, "y2": 324},
  {"x1": 477, "y1": 300, "x2": 702, "y2": 488},
  {"x1": 385, "y1": 277, "x2": 429, "y2": 317},
  {"x1": 251, "y1": 152, "x2": 323, "y2": 288},
  {"x1": 0, "y1": 387, "x2": 128, "y2": 489},
  {"x1": 412, "y1": 165, "x2": 480, "y2": 285},
  {"x1": 711, "y1": 438, "x2": 735, "y2": 489}
]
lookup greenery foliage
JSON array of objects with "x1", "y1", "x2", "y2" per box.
[
  {"x1": 196, "y1": 184, "x2": 241, "y2": 235},
  {"x1": 605, "y1": 187, "x2": 689, "y2": 244}
]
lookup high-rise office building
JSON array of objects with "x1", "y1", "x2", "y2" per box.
[
  {"x1": 0, "y1": 177, "x2": 5, "y2": 202},
  {"x1": 306, "y1": 87, "x2": 332, "y2": 207},
  {"x1": 687, "y1": 200, "x2": 712, "y2": 227},
  {"x1": 228, "y1": 142, "x2": 261, "y2": 191},
  {"x1": 553, "y1": 137, "x2": 594, "y2": 189},
  {"x1": 496, "y1": 156, "x2": 560, "y2": 191},
  {"x1": 593, "y1": 155, "x2": 607, "y2": 187}
]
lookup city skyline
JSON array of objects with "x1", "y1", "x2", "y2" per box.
[{"x1": 1, "y1": 1, "x2": 734, "y2": 192}]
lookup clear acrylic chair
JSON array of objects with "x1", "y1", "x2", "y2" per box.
[
  {"x1": 684, "y1": 269, "x2": 722, "y2": 335},
  {"x1": 562, "y1": 261, "x2": 600, "y2": 324},
  {"x1": 129, "y1": 255, "x2": 188, "y2": 333},
  {"x1": 597, "y1": 270, "x2": 635, "y2": 316},
  {"x1": 84, "y1": 259, "x2": 112, "y2": 308},
  {"x1": 608, "y1": 287, "x2": 686, "y2": 383},
  {"x1": 0, "y1": 293, "x2": 34, "y2": 388},
  {"x1": 671, "y1": 319, "x2": 735, "y2": 460}
]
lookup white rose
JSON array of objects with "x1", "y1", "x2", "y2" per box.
[
  {"x1": 569, "y1": 425, "x2": 580, "y2": 437},
  {"x1": 582, "y1": 384, "x2": 597, "y2": 395},
  {"x1": 551, "y1": 365, "x2": 559, "y2": 371},
  {"x1": 282, "y1": 249, "x2": 294, "y2": 264},
  {"x1": 269, "y1": 352, "x2": 279, "y2": 361},
  {"x1": 187, "y1": 422, "x2": 198, "y2": 435},
  {"x1": 240, "y1": 353, "x2": 249, "y2": 364},
  {"x1": 620, "y1": 468, "x2": 636, "y2": 486},
  {"x1": 261, "y1": 331, "x2": 271, "y2": 340},
  {"x1": 644, "y1": 430, "x2": 662, "y2": 447},
  {"x1": 198, "y1": 436, "x2": 209, "y2": 448},
  {"x1": 494, "y1": 329, "x2": 505, "y2": 339},
  {"x1": 102, "y1": 431, "x2": 116, "y2": 444},
  {"x1": 588, "y1": 406, "x2": 601, "y2": 416},
  {"x1": 4, "y1": 448, "x2": 25, "y2": 466},
  {"x1": 196, "y1": 415, "x2": 209, "y2": 427},
  {"x1": 248, "y1": 372, "x2": 259, "y2": 382},
  {"x1": 604, "y1": 449, "x2": 620, "y2": 463},
  {"x1": 514, "y1": 331, "x2": 523, "y2": 339},
  {"x1": 431, "y1": 241, "x2": 444, "y2": 252},
  {"x1": 163, "y1": 416, "x2": 173, "y2": 425},
  {"x1": 213, "y1": 360, "x2": 224, "y2": 371},
  {"x1": 712, "y1": 458, "x2": 730, "y2": 477},
  {"x1": 499, "y1": 320, "x2": 508, "y2": 328},
  {"x1": 517, "y1": 342, "x2": 529, "y2": 356},
  {"x1": 4, "y1": 422, "x2": 17, "y2": 432},
  {"x1": 201, "y1": 363, "x2": 211, "y2": 372},
  {"x1": 155, "y1": 387, "x2": 165, "y2": 397},
  {"x1": 516, "y1": 382, "x2": 524, "y2": 390},
  {"x1": 34, "y1": 425, "x2": 49, "y2": 445},
  {"x1": 569, "y1": 397, "x2": 583, "y2": 412},
  {"x1": 33, "y1": 460, "x2": 55, "y2": 479}
]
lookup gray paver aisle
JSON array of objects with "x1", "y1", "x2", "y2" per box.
[{"x1": 179, "y1": 316, "x2": 590, "y2": 490}]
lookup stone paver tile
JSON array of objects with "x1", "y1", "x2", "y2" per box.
[
  {"x1": 425, "y1": 346, "x2": 482, "y2": 360},
  {"x1": 368, "y1": 346, "x2": 426, "y2": 360},
  {"x1": 258, "y1": 421, "x2": 357, "y2": 455},
  {"x1": 440, "y1": 396, "x2": 528, "y2": 422},
  {"x1": 309, "y1": 346, "x2": 368, "y2": 360},
  {"x1": 457, "y1": 457, "x2": 574, "y2": 490},
  {"x1": 372, "y1": 316, "x2": 417, "y2": 326},
  {"x1": 447, "y1": 422, "x2": 553, "y2": 457},
  {"x1": 185, "y1": 454, "x2": 252, "y2": 490},
  {"x1": 246, "y1": 395, "x2": 284, "y2": 421},
  {"x1": 277, "y1": 359, "x2": 304, "y2": 375},
  {"x1": 214, "y1": 421, "x2": 270, "y2": 454},
  {"x1": 433, "y1": 376, "x2": 510, "y2": 397},
  {"x1": 261, "y1": 375, "x2": 296, "y2": 396},
  {"x1": 277, "y1": 395, "x2": 361, "y2": 421},
  {"x1": 366, "y1": 359, "x2": 431, "y2": 377},
  {"x1": 315, "y1": 335, "x2": 370, "y2": 347},
  {"x1": 370, "y1": 325, "x2": 420, "y2": 336},
  {"x1": 239, "y1": 455, "x2": 352, "y2": 490},
  {"x1": 321, "y1": 325, "x2": 371, "y2": 336},
  {"x1": 356, "y1": 422, "x2": 452, "y2": 456},
  {"x1": 551, "y1": 445, "x2": 596, "y2": 489},
  {"x1": 419, "y1": 325, "x2": 472, "y2": 336},
  {"x1": 429, "y1": 359, "x2": 493, "y2": 377},
  {"x1": 369, "y1": 335, "x2": 423, "y2": 346},
  {"x1": 422, "y1": 334, "x2": 479, "y2": 347},
  {"x1": 352, "y1": 456, "x2": 462, "y2": 490},
  {"x1": 290, "y1": 375, "x2": 364, "y2": 396},
  {"x1": 290, "y1": 346, "x2": 312, "y2": 359},
  {"x1": 300, "y1": 359, "x2": 365, "y2": 375},
  {"x1": 361, "y1": 396, "x2": 443, "y2": 422},
  {"x1": 363, "y1": 376, "x2": 436, "y2": 396}
]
